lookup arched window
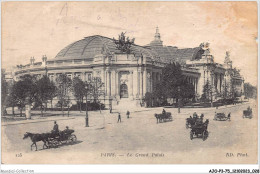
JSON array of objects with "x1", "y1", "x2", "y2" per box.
[{"x1": 120, "y1": 84, "x2": 128, "y2": 98}]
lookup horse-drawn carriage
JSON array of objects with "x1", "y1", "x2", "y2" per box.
[
  {"x1": 186, "y1": 117, "x2": 197, "y2": 129},
  {"x1": 23, "y1": 128, "x2": 77, "y2": 151},
  {"x1": 190, "y1": 119, "x2": 209, "y2": 141},
  {"x1": 214, "y1": 112, "x2": 231, "y2": 121},
  {"x1": 48, "y1": 129, "x2": 77, "y2": 148},
  {"x1": 154, "y1": 112, "x2": 172, "y2": 123},
  {"x1": 186, "y1": 113, "x2": 204, "y2": 129},
  {"x1": 243, "y1": 107, "x2": 252, "y2": 119}
]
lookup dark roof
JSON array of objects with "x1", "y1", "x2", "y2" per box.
[
  {"x1": 147, "y1": 44, "x2": 203, "y2": 64},
  {"x1": 54, "y1": 35, "x2": 159, "y2": 61}
]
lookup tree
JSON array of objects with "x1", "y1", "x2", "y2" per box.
[
  {"x1": 1, "y1": 69, "x2": 8, "y2": 116},
  {"x1": 35, "y1": 75, "x2": 56, "y2": 117},
  {"x1": 145, "y1": 62, "x2": 195, "y2": 108},
  {"x1": 72, "y1": 77, "x2": 85, "y2": 112},
  {"x1": 244, "y1": 83, "x2": 257, "y2": 99},
  {"x1": 221, "y1": 78, "x2": 233, "y2": 99},
  {"x1": 56, "y1": 74, "x2": 72, "y2": 116},
  {"x1": 161, "y1": 62, "x2": 183, "y2": 101},
  {"x1": 201, "y1": 81, "x2": 211, "y2": 102},
  {"x1": 161, "y1": 62, "x2": 194, "y2": 106},
  {"x1": 89, "y1": 77, "x2": 105, "y2": 112},
  {"x1": 10, "y1": 75, "x2": 37, "y2": 117},
  {"x1": 143, "y1": 92, "x2": 153, "y2": 107},
  {"x1": 179, "y1": 78, "x2": 195, "y2": 103}
]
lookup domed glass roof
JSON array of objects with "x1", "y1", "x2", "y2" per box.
[{"x1": 54, "y1": 35, "x2": 159, "y2": 61}]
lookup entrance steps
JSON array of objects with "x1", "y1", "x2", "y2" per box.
[{"x1": 112, "y1": 98, "x2": 141, "y2": 113}]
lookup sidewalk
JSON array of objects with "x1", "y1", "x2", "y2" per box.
[
  {"x1": 2, "y1": 116, "x2": 75, "y2": 126},
  {"x1": 1, "y1": 109, "x2": 114, "y2": 126},
  {"x1": 2, "y1": 101, "x2": 252, "y2": 126}
]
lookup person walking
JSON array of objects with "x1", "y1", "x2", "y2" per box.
[
  {"x1": 126, "y1": 110, "x2": 130, "y2": 119},
  {"x1": 117, "y1": 113, "x2": 121, "y2": 123}
]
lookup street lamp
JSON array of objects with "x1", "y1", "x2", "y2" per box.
[
  {"x1": 210, "y1": 89, "x2": 213, "y2": 107},
  {"x1": 85, "y1": 82, "x2": 90, "y2": 127},
  {"x1": 178, "y1": 86, "x2": 181, "y2": 113},
  {"x1": 85, "y1": 94, "x2": 89, "y2": 127},
  {"x1": 240, "y1": 89, "x2": 243, "y2": 103}
]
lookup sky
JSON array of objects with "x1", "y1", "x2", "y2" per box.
[{"x1": 2, "y1": 1, "x2": 258, "y2": 86}]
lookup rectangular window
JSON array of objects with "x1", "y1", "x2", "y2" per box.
[
  {"x1": 67, "y1": 74, "x2": 72, "y2": 80},
  {"x1": 88, "y1": 74, "x2": 92, "y2": 81}
]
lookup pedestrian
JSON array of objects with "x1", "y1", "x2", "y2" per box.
[
  {"x1": 227, "y1": 112, "x2": 231, "y2": 121},
  {"x1": 117, "y1": 113, "x2": 121, "y2": 123},
  {"x1": 126, "y1": 110, "x2": 130, "y2": 118}
]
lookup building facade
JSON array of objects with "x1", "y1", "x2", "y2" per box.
[{"x1": 13, "y1": 28, "x2": 244, "y2": 107}]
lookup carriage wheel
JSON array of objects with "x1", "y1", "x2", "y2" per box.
[
  {"x1": 202, "y1": 132, "x2": 206, "y2": 141},
  {"x1": 190, "y1": 131, "x2": 193, "y2": 140},
  {"x1": 203, "y1": 131, "x2": 208, "y2": 141},
  {"x1": 70, "y1": 134, "x2": 77, "y2": 142},
  {"x1": 53, "y1": 140, "x2": 59, "y2": 148}
]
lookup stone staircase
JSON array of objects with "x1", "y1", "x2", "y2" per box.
[{"x1": 112, "y1": 98, "x2": 140, "y2": 113}]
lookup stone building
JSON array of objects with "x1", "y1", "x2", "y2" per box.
[{"x1": 13, "y1": 27, "x2": 244, "y2": 108}]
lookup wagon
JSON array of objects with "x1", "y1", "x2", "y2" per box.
[
  {"x1": 47, "y1": 129, "x2": 77, "y2": 148},
  {"x1": 243, "y1": 108, "x2": 252, "y2": 119},
  {"x1": 186, "y1": 117, "x2": 197, "y2": 129},
  {"x1": 190, "y1": 120, "x2": 209, "y2": 141},
  {"x1": 214, "y1": 113, "x2": 231, "y2": 121},
  {"x1": 154, "y1": 112, "x2": 172, "y2": 123}
]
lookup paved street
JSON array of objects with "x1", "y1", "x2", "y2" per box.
[{"x1": 2, "y1": 102, "x2": 258, "y2": 164}]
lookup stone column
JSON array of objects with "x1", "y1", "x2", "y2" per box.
[
  {"x1": 25, "y1": 104, "x2": 31, "y2": 119},
  {"x1": 193, "y1": 78, "x2": 195, "y2": 92},
  {"x1": 105, "y1": 70, "x2": 108, "y2": 96},
  {"x1": 113, "y1": 71, "x2": 117, "y2": 96},
  {"x1": 130, "y1": 71, "x2": 134, "y2": 98},
  {"x1": 143, "y1": 69, "x2": 147, "y2": 95},
  {"x1": 133, "y1": 70, "x2": 138, "y2": 99},
  {"x1": 195, "y1": 78, "x2": 197, "y2": 93},
  {"x1": 140, "y1": 71, "x2": 144, "y2": 98},
  {"x1": 137, "y1": 70, "x2": 140, "y2": 98},
  {"x1": 150, "y1": 72, "x2": 153, "y2": 93},
  {"x1": 108, "y1": 71, "x2": 111, "y2": 97},
  {"x1": 219, "y1": 74, "x2": 222, "y2": 93},
  {"x1": 54, "y1": 73, "x2": 57, "y2": 82}
]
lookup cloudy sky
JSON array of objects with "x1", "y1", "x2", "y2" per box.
[{"x1": 2, "y1": 1, "x2": 258, "y2": 85}]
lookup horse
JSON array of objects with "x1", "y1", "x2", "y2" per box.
[
  {"x1": 23, "y1": 132, "x2": 49, "y2": 151},
  {"x1": 204, "y1": 119, "x2": 209, "y2": 129},
  {"x1": 154, "y1": 114, "x2": 161, "y2": 123}
]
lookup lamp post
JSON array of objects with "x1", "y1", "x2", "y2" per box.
[
  {"x1": 210, "y1": 89, "x2": 213, "y2": 107},
  {"x1": 85, "y1": 94, "x2": 89, "y2": 127},
  {"x1": 240, "y1": 89, "x2": 243, "y2": 103},
  {"x1": 178, "y1": 86, "x2": 181, "y2": 113},
  {"x1": 85, "y1": 82, "x2": 90, "y2": 127}
]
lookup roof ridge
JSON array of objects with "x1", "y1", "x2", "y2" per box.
[
  {"x1": 96, "y1": 36, "x2": 113, "y2": 55},
  {"x1": 81, "y1": 36, "x2": 99, "y2": 56},
  {"x1": 62, "y1": 39, "x2": 85, "y2": 57}
]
